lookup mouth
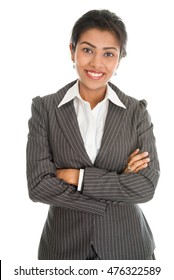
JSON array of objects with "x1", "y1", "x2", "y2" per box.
[{"x1": 85, "y1": 70, "x2": 105, "y2": 80}]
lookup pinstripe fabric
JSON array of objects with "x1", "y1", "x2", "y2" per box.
[{"x1": 26, "y1": 80, "x2": 160, "y2": 259}]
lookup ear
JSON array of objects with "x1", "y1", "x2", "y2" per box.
[{"x1": 69, "y1": 43, "x2": 75, "y2": 63}]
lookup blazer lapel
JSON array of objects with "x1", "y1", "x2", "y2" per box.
[
  {"x1": 53, "y1": 80, "x2": 128, "y2": 167},
  {"x1": 55, "y1": 100, "x2": 92, "y2": 166},
  {"x1": 94, "y1": 101, "x2": 127, "y2": 165}
]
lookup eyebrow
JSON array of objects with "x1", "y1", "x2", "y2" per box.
[{"x1": 80, "y1": 41, "x2": 118, "y2": 51}]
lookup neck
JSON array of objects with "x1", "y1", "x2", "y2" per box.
[{"x1": 78, "y1": 82, "x2": 107, "y2": 109}]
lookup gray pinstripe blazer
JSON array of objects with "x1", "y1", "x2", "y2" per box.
[{"x1": 26, "y1": 80, "x2": 160, "y2": 260}]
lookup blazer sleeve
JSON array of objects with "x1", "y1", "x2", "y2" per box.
[
  {"x1": 82, "y1": 100, "x2": 160, "y2": 204},
  {"x1": 26, "y1": 97, "x2": 106, "y2": 215}
]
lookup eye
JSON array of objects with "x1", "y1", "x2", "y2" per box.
[
  {"x1": 83, "y1": 48, "x2": 93, "y2": 54},
  {"x1": 104, "y1": 52, "x2": 114, "y2": 57}
]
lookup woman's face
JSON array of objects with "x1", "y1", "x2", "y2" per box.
[{"x1": 70, "y1": 28, "x2": 121, "y2": 92}]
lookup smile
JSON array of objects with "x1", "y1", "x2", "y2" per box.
[{"x1": 85, "y1": 70, "x2": 105, "y2": 80}]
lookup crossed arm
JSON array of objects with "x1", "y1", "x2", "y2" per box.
[
  {"x1": 56, "y1": 149, "x2": 150, "y2": 186},
  {"x1": 27, "y1": 96, "x2": 160, "y2": 215}
]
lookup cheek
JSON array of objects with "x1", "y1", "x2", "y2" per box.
[
  {"x1": 75, "y1": 50, "x2": 94, "y2": 68},
  {"x1": 74, "y1": 59, "x2": 85, "y2": 77},
  {"x1": 106, "y1": 62, "x2": 119, "y2": 75},
  {"x1": 75, "y1": 52, "x2": 86, "y2": 66},
  {"x1": 110, "y1": 59, "x2": 119, "y2": 71}
]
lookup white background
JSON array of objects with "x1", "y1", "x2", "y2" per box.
[{"x1": 0, "y1": 0, "x2": 174, "y2": 277}]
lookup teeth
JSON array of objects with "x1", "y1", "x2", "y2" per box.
[{"x1": 88, "y1": 71, "x2": 103, "y2": 77}]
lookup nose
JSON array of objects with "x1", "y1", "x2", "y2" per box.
[{"x1": 89, "y1": 53, "x2": 103, "y2": 69}]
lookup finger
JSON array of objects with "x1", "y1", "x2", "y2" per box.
[
  {"x1": 128, "y1": 151, "x2": 149, "y2": 166},
  {"x1": 134, "y1": 163, "x2": 148, "y2": 173},
  {"x1": 128, "y1": 148, "x2": 140, "y2": 161},
  {"x1": 130, "y1": 157, "x2": 150, "y2": 171},
  {"x1": 124, "y1": 166, "x2": 134, "y2": 174}
]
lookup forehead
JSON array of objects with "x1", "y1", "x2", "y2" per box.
[{"x1": 77, "y1": 28, "x2": 120, "y2": 47}]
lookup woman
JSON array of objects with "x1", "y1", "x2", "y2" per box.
[{"x1": 27, "y1": 9, "x2": 160, "y2": 260}]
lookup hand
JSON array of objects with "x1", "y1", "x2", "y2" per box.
[
  {"x1": 56, "y1": 168, "x2": 80, "y2": 186},
  {"x1": 124, "y1": 149, "x2": 150, "y2": 174}
]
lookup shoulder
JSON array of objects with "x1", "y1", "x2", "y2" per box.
[
  {"x1": 108, "y1": 82, "x2": 148, "y2": 111},
  {"x1": 31, "y1": 80, "x2": 77, "y2": 108}
]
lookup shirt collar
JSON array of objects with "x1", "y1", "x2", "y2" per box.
[
  {"x1": 58, "y1": 80, "x2": 126, "y2": 109},
  {"x1": 105, "y1": 85, "x2": 126, "y2": 109}
]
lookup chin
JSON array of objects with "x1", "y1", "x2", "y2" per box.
[{"x1": 80, "y1": 79, "x2": 107, "y2": 91}]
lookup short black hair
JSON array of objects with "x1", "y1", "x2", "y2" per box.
[{"x1": 70, "y1": 9, "x2": 127, "y2": 59}]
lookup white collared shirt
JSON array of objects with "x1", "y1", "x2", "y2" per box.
[{"x1": 58, "y1": 80, "x2": 126, "y2": 190}]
